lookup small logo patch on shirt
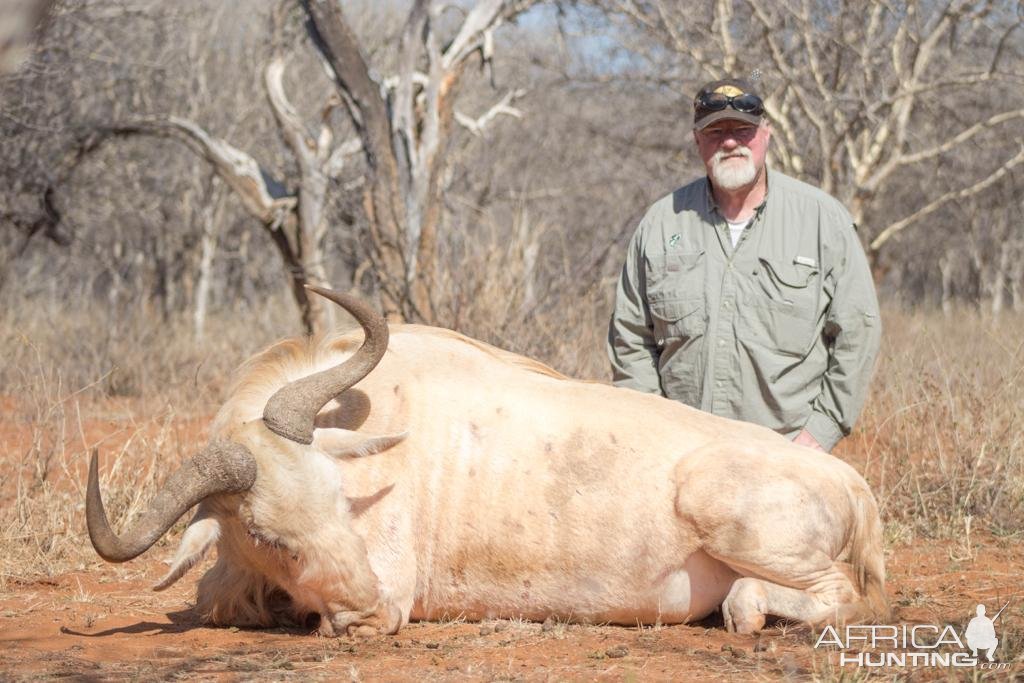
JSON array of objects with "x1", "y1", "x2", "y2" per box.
[
  {"x1": 794, "y1": 255, "x2": 817, "y2": 268},
  {"x1": 669, "y1": 234, "x2": 681, "y2": 248}
]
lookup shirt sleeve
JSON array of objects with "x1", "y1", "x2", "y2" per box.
[
  {"x1": 805, "y1": 222, "x2": 882, "y2": 451},
  {"x1": 607, "y1": 224, "x2": 662, "y2": 393}
]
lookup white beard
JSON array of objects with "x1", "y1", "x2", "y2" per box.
[{"x1": 710, "y1": 150, "x2": 757, "y2": 190}]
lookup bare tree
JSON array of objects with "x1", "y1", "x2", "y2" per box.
[
  {"x1": 81, "y1": 100, "x2": 353, "y2": 334},
  {"x1": 301, "y1": 0, "x2": 538, "y2": 321},
  {"x1": 595, "y1": 0, "x2": 1024, "y2": 279},
  {"x1": 0, "y1": 188, "x2": 70, "y2": 292},
  {"x1": 37, "y1": 0, "x2": 363, "y2": 336},
  {"x1": 26, "y1": 1, "x2": 542, "y2": 330},
  {"x1": 0, "y1": 1, "x2": 274, "y2": 318},
  {"x1": 0, "y1": 0, "x2": 53, "y2": 74}
]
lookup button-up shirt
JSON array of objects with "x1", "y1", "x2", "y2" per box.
[{"x1": 607, "y1": 169, "x2": 881, "y2": 451}]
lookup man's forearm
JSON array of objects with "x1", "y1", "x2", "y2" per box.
[{"x1": 608, "y1": 328, "x2": 662, "y2": 393}]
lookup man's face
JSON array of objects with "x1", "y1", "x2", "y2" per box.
[{"x1": 693, "y1": 119, "x2": 771, "y2": 191}]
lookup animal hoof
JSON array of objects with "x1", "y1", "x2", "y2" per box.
[
  {"x1": 721, "y1": 601, "x2": 739, "y2": 633},
  {"x1": 349, "y1": 624, "x2": 378, "y2": 638},
  {"x1": 334, "y1": 602, "x2": 402, "y2": 637},
  {"x1": 316, "y1": 616, "x2": 338, "y2": 637},
  {"x1": 722, "y1": 578, "x2": 767, "y2": 634}
]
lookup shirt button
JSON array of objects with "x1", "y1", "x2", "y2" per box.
[
  {"x1": 723, "y1": 301, "x2": 731, "y2": 309},
  {"x1": 716, "y1": 381, "x2": 723, "y2": 389},
  {"x1": 718, "y1": 339, "x2": 725, "y2": 347}
]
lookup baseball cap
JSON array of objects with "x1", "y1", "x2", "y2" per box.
[{"x1": 693, "y1": 78, "x2": 766, "y2": 130}]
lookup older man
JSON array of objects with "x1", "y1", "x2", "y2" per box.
[{"x1": 607, "y1": 77, "x2": 881, "y2": 452}]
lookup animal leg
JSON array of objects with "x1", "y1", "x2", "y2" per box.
[
  {"x1": 674, "y1": 442, "x2": 882, "y2": 630},
  {"x1": 721, "y1": 573, "x2": 856, "y2": 634},
  {"x1": 294, "y1": 523, "x2": 402, "y2": 638},
  {"x1": 721, "y1": 577, "x2": 767, "y2": 633}
]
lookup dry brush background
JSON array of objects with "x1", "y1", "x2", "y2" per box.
[{"x1": 2, "y1": 0, "x2": 1024, "y2": 679}]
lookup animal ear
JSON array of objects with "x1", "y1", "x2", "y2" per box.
[
  {"x1": 312, "y1": 428, "x2": 408, "y2": 459},
  {"x1": 152, "y1": 506, "x2": 220, "y2": 591}
]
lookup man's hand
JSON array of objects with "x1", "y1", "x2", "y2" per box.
[{"x1": 794, "y1": 429, "x2": 825, "y2": 452}]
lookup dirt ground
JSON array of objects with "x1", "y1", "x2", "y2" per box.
[
  {"x1": 2, "y1": 405, "x2": 1023, "y2": 681},
  {"x1": 1, "y1": 536, "x2": 1021, "y2": 680}
]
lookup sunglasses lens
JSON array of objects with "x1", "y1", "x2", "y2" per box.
[
  {"x1": 732, "y1": 94, "x2": 764, "y2": 115},
  {"x1": 700, "y1": 93, "x2": 729, "y2": 112}
]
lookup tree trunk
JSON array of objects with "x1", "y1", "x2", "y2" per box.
[
  {"x1": 940, "y1": 250, "x2": 955, "y2": 317},
  {"x1": 1009, "y1": 240, "x2": 1024, "y2": 313},
  {"x1": 303, "y1": 0, "x2": 535, "y2": 323},
  {"x1": 991, "y1": 242, "x2": 1010, "y2": 317},
  {"x1": 193, "y1": 179, "x2": 227, "y2": 342}
]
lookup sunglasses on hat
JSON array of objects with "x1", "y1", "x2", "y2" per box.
[{"x1": 694, "y1": 91, "x2": 765, "y2": 118}]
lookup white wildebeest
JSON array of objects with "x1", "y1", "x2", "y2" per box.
[{"x1": 87, "y1": 287, "x2": 888, "y2": 636}]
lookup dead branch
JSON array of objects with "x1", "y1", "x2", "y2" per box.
[
  {"x1": 454, "y1": 89, "x2": 525, "y2": 136},
  {"x1": 870, "y1": 145, "x2": 1024, "y2": 255}
]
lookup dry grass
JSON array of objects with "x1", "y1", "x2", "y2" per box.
[
  {"x1": 0, "y1": 361, "x2": 201, "y2": 591},
  {"x1": 0, "y1": 294, "x2": 296, "y2": 590},
  {"x1": 1, "y1": 296, "x2": 1022, "y2": 588},
  {"x1": 838, "y1": 306, "x2": 1024, "y2": 544}
]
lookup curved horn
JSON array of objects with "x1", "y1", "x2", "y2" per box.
[
  {"x1": 262, "y1": 286, "x2": 388, "y2": 444},
  {"x1": 87, "y1": 441, "x2": 257, "y2": 563}
]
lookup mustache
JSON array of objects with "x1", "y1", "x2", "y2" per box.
[{"x1": 712, "y1": 147, "x2": 752, "y2": 164}]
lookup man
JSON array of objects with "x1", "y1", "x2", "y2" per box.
[
  {"x1": 607, "y1": 77, "x2": 880, "y2": 452},
  {"x1": 965, "y1": 604, "x2": 999, "y2": 662}
]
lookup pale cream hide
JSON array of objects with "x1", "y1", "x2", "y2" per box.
[{"x1": 161, "y1": 325, "x2": 888, "y2": 636}]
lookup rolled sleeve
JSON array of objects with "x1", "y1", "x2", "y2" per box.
[
  {"x1": 804, "y1": 409, "x2": 846, "y2": 453},
  {"x1": 607, "y1": 226, "x2": 662, "y2": 393},
  {"x1": 808, "y1": 223, "x2": 882, "y2": 450}
]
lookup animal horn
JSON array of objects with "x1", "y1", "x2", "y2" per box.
[
  {"x1": 86, "y1": 442, "x2": 257, "y2": 563},
  {"x1": 262, "y1": 286, "x2": 388, "y2": 444}
]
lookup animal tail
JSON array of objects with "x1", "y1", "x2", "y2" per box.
[{"x1": 836, "y1": 482, "x2": 890, "y2": 624}]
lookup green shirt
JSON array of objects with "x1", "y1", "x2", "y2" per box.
[{"x1": 607, "y1": 169, "x2": 881, "y2": 451}]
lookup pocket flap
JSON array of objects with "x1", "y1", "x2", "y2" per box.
[
  {"x1": 758, "y1": 257, "x2": 817, "y2": 288},
  {"x1": 649, "y1": 297, "x2": 702, "y2": 323},
  {"x1": 663, "y1": 250, "x2": 705, "y2": 272}
]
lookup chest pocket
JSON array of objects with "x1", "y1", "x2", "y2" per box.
[
  {"x1": 645, "y1": 251, "x2": 707, "y2": 345},
  {"x1": 757, "y1": 257, "x2": 819, "y2": 313},
  {"x1": 743, "y1": 256, "x2": 820, "y2": 357}
]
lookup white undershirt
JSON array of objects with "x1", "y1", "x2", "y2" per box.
[{"x1": 726, "y1": 218, "x2": 751, "y2": 247}]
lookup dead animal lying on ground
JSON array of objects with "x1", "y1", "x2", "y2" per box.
[{"x1": 87, "y1": 287, "x2": 889, "y2": 636}]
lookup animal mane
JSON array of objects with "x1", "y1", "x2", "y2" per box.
[
  {"x1": 210, "y1": 334, "x2": 362, "y2": 434},
  {"x1": 393, "y1": 325, "x2": 569, "y2": 380}
]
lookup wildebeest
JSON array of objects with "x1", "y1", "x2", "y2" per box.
[{"x1": 87, "y1": 287, "x2": 888, "y2": 636}]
